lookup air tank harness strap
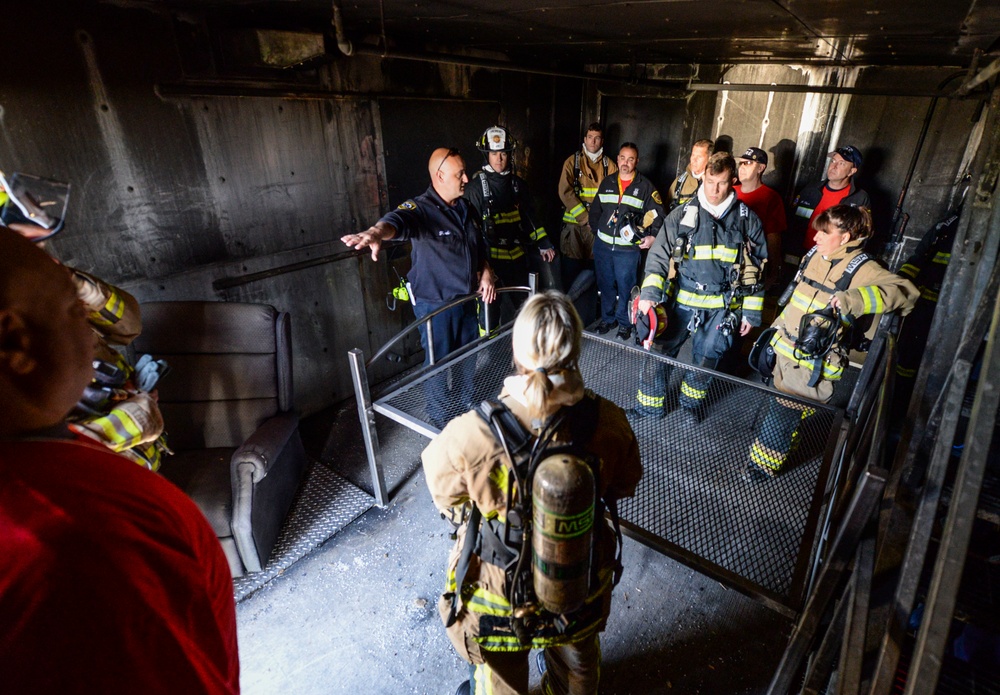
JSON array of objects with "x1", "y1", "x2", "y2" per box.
[
  {"x1": 446, "y1": 503, "x2": 481, "y2": 628},
  {"x1": 605, "y1": 497, "x2": 625, "y2": 587}
]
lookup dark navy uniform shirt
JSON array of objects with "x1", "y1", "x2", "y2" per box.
[{"x1": 380, "y1": 186, "x2": 488, "y2": 303}]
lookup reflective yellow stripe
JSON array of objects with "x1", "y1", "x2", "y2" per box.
[
  {"x1": 642, "y1": 274, "x2": 665, "y2": 290},
  {"x1": 493, "y1": 210, "x2": 522, "y2": 224},
  {"x1": 596, "y1": 231, "x2": 636, "y2": 246},
  {"x1": 773, "y1": 337, "x2": 843, "y2": 379},
  {"x1": 742, "y1": 296, "x2": 764, "y2": 311},
  {"x1": 676, "y1": 289, "x2": 725, "y2": 309},
  {"x1": 598, "y1": 193, "x2": 619, "y2": 204},
  {"x1": 488, "y1": 466, "x2": 508, "y2": 494},
  {"x1": 636, "y1": 390, "x2": 664, "y2": 407},
  {"x1": 563, "y1": 203, "x2": 586, "y2": 223},
  {"x1": 896, "y1": 365, "x2": 917, "y2": 378},
  {"x1": 795, "y1": 205, "x2": 814, "y2": 218},
  {"x1": 899, "y1": 263, "x2": 919, "y2": 279},
  {"x1": 489, "y1": 247, "x2": 526, "y2": 261},
  {"x1": 920, "y1": 286, "x2": 938, "y2": 302},
  {"x1": 87, "y1": 410, "x2": 144, "y2": 450},
  {"x1": 91, "y1": 289, "x2": 126, "y2": 327},
  {"x1": 529, "y1": 227, "x2": 548, "y2": 242},
  {"x1": 580, "y1": 187, "x2": 598, "y2": 198},
  {"x1": 620, "y1": 194, "x2": 644, "y2": 209},
  {"x1": 750, "y1": 441, "x2": 785, "y2": 470},
  {"x1": 680, "y1": 381, "x2": 706, "y2": 400},
  {"x1": 932, "y1": 251, "x2": 951, "y2": 265},
  {"x1": 473, "y1": 663, "x2": 494, "y2": 694},
  {"x1": 691, "y1": 245, "x2": 738, "y2": 263},
  {"x1": 789, "y1": 289, "x2": 828, "y2": 314},
  {"x1": 859, "y1": 286, "x2": 884, "y2": 315}
]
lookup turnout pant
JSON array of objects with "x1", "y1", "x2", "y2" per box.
[
  {"x1": 748, "y1": 354, "x2": 827, "y2": 473},
  {"x1": 635, "y1": 304, "x2": 735, "y2": 415},
  {"x1": 480, "y1": 255, "x2": 530, "y2": 331},
  {"x1": 465, "y1": 633, "x2": 603, "y2": 695},
  {"x1": 413, "y1": 300, "x2": 479, "y2": 426}
]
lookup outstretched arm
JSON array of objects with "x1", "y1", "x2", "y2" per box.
[{"x1": 341, "y1": 221, "x2": 397, "y2": 261}]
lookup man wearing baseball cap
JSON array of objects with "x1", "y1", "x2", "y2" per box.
[
  {"x1": 789, "y1": 145, "x2": 870, "y2": 255},
  {"x1": 735, "y1": 147, "x2": 787, "y2": 284}
]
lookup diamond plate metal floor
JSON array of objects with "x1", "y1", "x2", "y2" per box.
[
  {"x1": 375, "y1": 329, "x2": 841, "y2": 611},
  {"x1": 232, "y1": 461, "x2": 374, "y2": 602}
]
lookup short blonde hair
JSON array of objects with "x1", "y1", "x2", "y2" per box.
[{"x1": 511, "y1": 291, "x2": 582, "y2": 419}]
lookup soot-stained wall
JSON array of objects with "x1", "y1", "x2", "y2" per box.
[
  {"x1": 2, "y1": 1, "x2": 985, "y2": 416},
  {"x1": 0, "y1": 1, "x2": 583, "y2": 414}
]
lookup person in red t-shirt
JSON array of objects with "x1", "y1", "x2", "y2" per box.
[
  {"x1": 790, "y1": 145, "x2": 870, "y2": 254},
  {"x1": 735, "y1": 147, "x2": 788, "y2": 285},
  {"x1": 0, "y1": 227, "x2": 239, "y2": 695}
]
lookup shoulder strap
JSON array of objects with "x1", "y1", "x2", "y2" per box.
[
  {"x1": 799, "y1": 246, "x2": 819, "y2": 271},
  {"x1": 674, "y1": 171, "x2": 689, "y2": 198},
  {"x1": 834, "y1": 252, "x2": 872, "y2": 292},
  {"x1": 478, "y1": 399, "x2": 533, "y2": 456},
  {"x1": 602, "y1": 156, "x2": 609, "y2": 179},
  {"x1": 478, "y1": 172, "x2": 492, "y2": 220},
  {"x1": 574, "y1": 151, "x2": 582, "y2": 188},
  {"x1": 565, "y1": 390, "x2": 600, "y2": 451}
]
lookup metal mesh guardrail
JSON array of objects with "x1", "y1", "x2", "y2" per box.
[{"x1": 376, "y1": 329, "x2": 842, "y2": 611}]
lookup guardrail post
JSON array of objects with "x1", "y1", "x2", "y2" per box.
[
  {"x1": 348, "y1": 348, "x2": 388, "y2": 507},
  {"x1": 528, "y1": 272, "x2": 538, "y2": 296}
]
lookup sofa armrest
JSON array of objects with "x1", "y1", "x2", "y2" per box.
[
  {"x1": 230, "y1": 411, "x2": 308, "y2": 573},
  {"x1": 230, "y1": 411, "x2": 299, "y2": 483}
]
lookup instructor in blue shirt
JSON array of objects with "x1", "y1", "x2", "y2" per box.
[{"x1": 342, "y1": 147, "x2": 496, "y2": 426}]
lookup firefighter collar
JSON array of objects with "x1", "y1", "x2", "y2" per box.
[
  {"x1": 583, "y1": 146, "x2": 604, "y2": 163},
  {"x1": 696, "y1": 185, "x2": 735, "y2": 219},
  {"x1": 501, "y1": 370, "x2": 585, "y2": 420}
]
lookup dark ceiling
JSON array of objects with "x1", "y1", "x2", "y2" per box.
[{"x1": 150, "y1": 0, "x2": 1000, "y2": 69}]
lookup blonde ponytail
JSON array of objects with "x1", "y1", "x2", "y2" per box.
[{"x1": 511, "y1": 292, "x2": 583, "y2": 419}]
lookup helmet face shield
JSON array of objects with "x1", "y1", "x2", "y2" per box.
[{"x1": 0, "y1": 171, "x2": 71, "y2": 242}]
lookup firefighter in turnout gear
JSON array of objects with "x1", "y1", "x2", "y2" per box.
[
  {"x1": 557, "y1": 122, "x2": 617, "y2": 290},
  {"x1": 745, "y1": 206, "x2": 918, "y2": 481},
  {"x1": 3, "y1": 171, "x2": 168, "y2": 470},
  {"x1": 892, "y1": 210, "x2": 960, "y2": 414},
  {"x1": 422, "y1": 291, "x2": 642, "y2": 695},
  {"x1": 667, "y1": 139, "x2": 712, "y2": 210},
  {"x1": 588, "y1": 143, "x2": 665, "y2": 340},
  {"x1": 466, "y1": 125, "x2": 555, "y2": 327},
  {"x1": 633, "y1": 152, "x2": 767, "y2": 421}
]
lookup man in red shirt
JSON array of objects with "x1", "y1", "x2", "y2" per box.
[
  {"x1": 0, "y1": 227, "x2": 239, "y2": 694},
  {"x1": 789, "y1": 145, "x2": 870, "y2": 256},
  {"x1": 735, "y1": 147, "x2": 787, "y2": 285}
]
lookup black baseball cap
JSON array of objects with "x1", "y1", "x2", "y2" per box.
[
  {"x1": 829, "y1": 145, "x2": 862, "y2": 168},
  {"x1": 739, "y1": 147, "x2": 768, "y2": 165}
]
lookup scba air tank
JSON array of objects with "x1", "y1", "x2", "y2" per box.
[{"x1": 531, "y1": 453, "x2": 595, "y2": 615}]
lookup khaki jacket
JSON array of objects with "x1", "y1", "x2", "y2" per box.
[
  {"x1": 770, "y1": 240, "x2": 918, "y2": 400},
  {"x1": 558, "y1": 149, "x2": 617, "y2": 228},
  {"x1": 70, "y1": 269, "x2": 165, "y2": 468},
  {"x1": 421, "y1": 386, "x2": 641, "y2": 656},
  {"x1": 667, "y1": 167, "x2": 701, "y2": 208}
]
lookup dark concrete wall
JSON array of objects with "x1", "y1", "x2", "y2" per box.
[
  {"x1": 1, "y1": 1, "x2": 583, "y2": 414},
  {"x1": 2, "y1": 1, "x2": 983, "y2": 415}
]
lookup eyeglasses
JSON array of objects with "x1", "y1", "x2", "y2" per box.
[
  {"x1": 436, "y1": 148, "x2": 461, "y2": 173},
  {"x1": 737, "y1": 160, "x2": 756, "y2": 166}
]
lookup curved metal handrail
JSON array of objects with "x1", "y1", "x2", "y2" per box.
[
  {"x1": 365, "y1": 283, "x2": 533, "y2": 369},
  {"x1": 347, "y1": 274, "x2": 537, "y2": 508}
]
